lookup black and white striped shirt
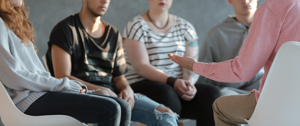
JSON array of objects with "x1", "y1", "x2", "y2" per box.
[{"x1": 123, "y1": 15, "x2": 198, "y2": 84}]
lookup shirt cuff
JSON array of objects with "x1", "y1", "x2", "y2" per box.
[
  {"x1": 73, "y1": 80, "x2": 88, "y2": 90},
  {"x1": 61, "y1": 79, "x2": 87, "y2": 94},
  {"x1": 73, "y1": 80, "x2": 88, "y2": 94},
  {"x1": 192, "y1": 62, "x2": 207, "y2": 75},
  {"x1": 62, "y1": 80, "x2": 82, "y2": 93}
]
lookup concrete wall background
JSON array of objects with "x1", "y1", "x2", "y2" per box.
[
  {"x1": 0, "y1": 1, "x2": 266, "y2": 125},
  {"x1": 23, "y1": 0, "x2": 266, "y2": 63}
]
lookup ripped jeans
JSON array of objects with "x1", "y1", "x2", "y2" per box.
[
  {"x1": 131, "y1": 93, "x2": 179, "y2": 126},
  {"x1": 88, "y1": 93, "x2": 179, "y2": 126}
]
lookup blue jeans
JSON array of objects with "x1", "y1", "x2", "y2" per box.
[
  {"x1": 131, "y1": 93, "x2": 179, "y2": 126},
  {"x1": 25, "y1": 92, "x2": 131, "y2": 126},
  {"x1": 89, "y1": 93, "x2": 179, "y2": 126}
]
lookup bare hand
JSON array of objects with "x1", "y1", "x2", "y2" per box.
[
  {"x1": 173, "y1": 79, "x2": 189, "y2": 96},
  {"x1": 95, "y1": 87, "x2": 118, "y2": 97},
  {"x1": 168, "y1": 53, "x2": 195, "y2": 71},
  {"x1": 79, "y1": 87, "x2": 86, "y2": 94},
  {"x1": 119, "y1": 87, "x2": 135, "y2": 109},
  {"x1": 180, "y1": 81, "x2": 197, "y2": 101}
]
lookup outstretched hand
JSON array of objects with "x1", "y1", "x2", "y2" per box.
[{"x1": 168, "y1": 53, "x2": 195, "y2": 71}]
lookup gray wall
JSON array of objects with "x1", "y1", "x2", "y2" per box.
[
  {"x1": 0, "y1": 1, "x2": 266, "y2": 125},
  {"x1": 24, "y1": 0, "x2": 266, "y2": 63}
]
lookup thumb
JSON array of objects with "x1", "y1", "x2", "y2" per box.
[{"x1": 181, "y1": 81, "x2": 189, "y2": 91}]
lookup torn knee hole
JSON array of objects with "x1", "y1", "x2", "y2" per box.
[
  {"x1": 156, "y1": 106, "x2": 174, "y2": 115},
  {"x1": 136, "y1": 94, "x2": 143, "y2": 97}
]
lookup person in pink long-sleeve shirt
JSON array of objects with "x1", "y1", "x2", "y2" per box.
[{"x1": 169, "y1": 0, "x2": 300, "y2": 125}]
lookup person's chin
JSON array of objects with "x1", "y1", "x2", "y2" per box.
[
  {"x1": 16, "y1": 0, "x2": 22, "y2": 6},
  {"x1": 240, "y1": 10, "x2": 250, "y2": 15},
  {"x1": 156, "y1": 7, "x2": 169, "y2": 12},
  {"x1": 91, "y1": 11, "x2": 106, "y2": 17},
  {"x1": 11, "y1": 1, "x2": 22, "y2": 7},
  {"x1": 98, "y1": 13, "x2": 105, "y2": 17},
  {"x1": 96, "y1": 11, "x2": 106, "y2": 16}
]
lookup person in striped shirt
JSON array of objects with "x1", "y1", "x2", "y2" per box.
[{"x1": 123, "y1": 0, "x2": 221, "y2": 125}]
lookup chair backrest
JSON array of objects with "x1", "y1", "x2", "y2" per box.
[
  {"x1": 42, "y1": 55, "x2": 50, "y2": 72},
  {"x1": 247, "y1": 41, "x2": 300, "y2": 126},
  {"x1": 0, "y1": 80, "x2": 24, "y2": 122},
  {"x1": 0, "y1": 81, "x2": 85, "y2": 126}
]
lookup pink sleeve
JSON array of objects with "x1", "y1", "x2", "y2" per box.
[{"x1": 193, "y1": 5, "x2": 281, "y2": 83}]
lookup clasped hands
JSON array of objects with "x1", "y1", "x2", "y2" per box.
[
  {"x1": 167, "y1": 53, "x2": 198, "y2": 101},
  {"x1": 174, "y1": 79, "x2": 197, "y2": 101}
]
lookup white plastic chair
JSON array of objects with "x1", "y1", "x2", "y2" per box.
[
  {"x1": 0, "y1": 81, "x2": 86, "y2": 126},
  {"x1": 42, "y1": 55, "x2": 50, "y2": 72},
  {"x1": 246, "y1": 41, "x2": 300, "y2": 126}
]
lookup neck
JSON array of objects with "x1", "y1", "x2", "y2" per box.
[
  {"x1": 148, "y1": 9, "x2": 169, "y2": 26},
  {"x1": 235, "y1": 12, "x2": 254, "y2": 27},
  {"x1": 79, "y1": 9, "x2": 102, "y2": 33}
]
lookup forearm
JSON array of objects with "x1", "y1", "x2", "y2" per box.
[
  {"x1": 113, "y1": 75, "x2": 131, "y2": 91},
  {"x1": 183, "y1": 68, "x2": 199, "y2": 85},
  {"x1": 183, "y1": 41, "x2": 199, "y2": 84},
  {"x1": 135, "y1": 64, "x2": 170, "y2": 84}
]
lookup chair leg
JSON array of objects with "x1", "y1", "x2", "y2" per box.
[{"x1": 178, "y1": 119, "x2": 196, "y2": 126}]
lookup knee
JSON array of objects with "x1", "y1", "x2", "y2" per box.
[
  {"x1": 195, "y1": 83, "x2": 221, "y2": 100},
  {"x1": 103, "y1": 100, "x2": 122, "y2": 118},
  {"x1": 155, "y1": 84, "x2": 177, "y2": 97},
  {"x1": 156, "y1": 106, "x2": 174, "y2": 115},
  {"x1": 154, "y1": 106, "x2": 179, "y2": 126},
  {"x1": 117, "y1": 99, "x2": 132, "y2": 117},
  {"x1": 212, "y1": 96, "x2": 226, "y2": 113}
]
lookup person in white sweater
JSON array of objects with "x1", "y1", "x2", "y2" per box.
[{"x1": 0, "y1": 0, "x2": 131, "y2": 126}]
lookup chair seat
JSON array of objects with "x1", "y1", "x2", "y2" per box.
[{"x1": 0, "y1": 81, "x2": 85, "y2": 126}]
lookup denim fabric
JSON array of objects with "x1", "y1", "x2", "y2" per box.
[
  {"x1": 131, "y1": 93, "x2": 179, "y2": 126},
  {"x1": 131, "y1": 80, "x2": 221, "y2": 126},
  {"x1": 25, "y1": 92, "x2": 131, "y2": 126}
]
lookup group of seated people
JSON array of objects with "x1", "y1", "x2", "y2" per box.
[{"x1": 1, "y1": 0, "x2": 299, "y2": 126}]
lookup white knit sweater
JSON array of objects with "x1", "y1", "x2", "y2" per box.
[{"x1": 0, "y1": 18, "x2": 86, "y2": 112}]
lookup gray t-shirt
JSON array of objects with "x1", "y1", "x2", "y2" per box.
[{"x1": 198, "y1": 16, "x2": 264, "y2": 91}]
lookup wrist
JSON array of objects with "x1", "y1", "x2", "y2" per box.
[
  {"x1": 184, "y1": 78, "x2": 196, "y2": 85},
  {"x1": 190, "y1": 60, "x2": 196, "y2": 71},
  {"x1": 166, "y1": 77, "x2": 177, "y2": 87},
  {"x1": 88, "y1": 88, "x2": 107, "y2": 93},
  {"x1": 122, "y1": 86, "x2": 133, "y2": 91}
]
